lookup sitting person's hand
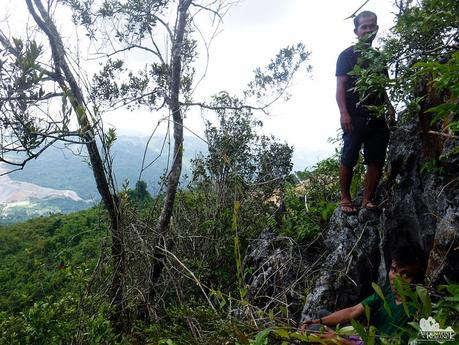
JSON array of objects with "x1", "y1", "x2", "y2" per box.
[
  {"x1": 321, "y1": 328, "x2": 336, "y2": 337},
  {"x1": 299, "y1": 318, "x2": 321, "y2": 335},
  {"x1": 300, "y1": 325, "x2": 360, "y2": 345}
]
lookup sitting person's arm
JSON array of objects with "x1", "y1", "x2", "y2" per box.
[
  {"x1": 300, "y1": 304, "x2": 365, "y2": 344},
  {"x1": 302, "y1": 303, "x2": 364, "y2": 329}
]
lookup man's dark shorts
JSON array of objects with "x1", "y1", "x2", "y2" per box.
[{"x1": 341, "y1": 116, "x2": 389, "y2": 167}]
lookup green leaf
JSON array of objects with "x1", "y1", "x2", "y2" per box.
[
  {"x1": 273, "y1": 328, "x2": 289, "y2": 338},
  {"x1": 372, "y1": 282, "x2": 392, "y2": 317},
  {"x1": 394, "y1": 278, "x2": 411, "y2": 317},
  {"x1": 416, "y1": 285, "x2": 432, "y2": 318},
  {"x1": 367, "y1": 325, "x2": 377, "y2": 345},
  {"x1": 364, "y1": 303, "x2": 371, "y2": 327},
  {"x1": 254, "y1": 328, "x2": 271, "y2": 345},
  {"x1": 351, "y1": 319, "x2": 368, "y2": 343}
]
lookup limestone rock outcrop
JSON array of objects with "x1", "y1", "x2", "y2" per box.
[{"x1": 244, "y1": 114, "x2": 459, "y2": 322}]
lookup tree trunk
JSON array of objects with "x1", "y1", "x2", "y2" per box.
[
  {"x1": 25, "y1": 0, "x2": 125, "y2": 332},
  {"x1": 148, "y1": 0, "x2": 191, "y2": 306},
  {"x1": 155, "y1": 0, "x2": 190, "y2": 233}
]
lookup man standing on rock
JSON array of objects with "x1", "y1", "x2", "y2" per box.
[{"x1": 336, "y1": 11, "x2": 395, "y2": 214}]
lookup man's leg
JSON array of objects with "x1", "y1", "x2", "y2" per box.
[
  {"x1": 340, "y1": 163, "x2": 353, "y2": 203},
  {"x1": 362, "y1": 118, "x2": 389, "y2": 208},
  {"x1": 340, "y1": 163, "x2": 356, "y2": 213},
  {"x1": 362, "y1": 162, "x2": 383, "y2": 207},
  {"x1": 340, "y1": 117, "x2": 363, "y2": 213}
]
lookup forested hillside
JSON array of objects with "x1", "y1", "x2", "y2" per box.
[
  {"x1": 0, "y1": 209, "x2": 106, "y2": 314},
  {"x1": 0, "y1": 0, "x2": 458, "y2": 344}
]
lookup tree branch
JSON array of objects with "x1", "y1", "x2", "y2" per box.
[{"x1": 344, "y1": 0, "x2": 371, "y2": 20}]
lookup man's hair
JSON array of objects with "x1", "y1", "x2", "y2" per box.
[
  {"x1": 390, "y1": 244, "x2": 426, "y2": 283},
  {"x1": 353, "y1": 11, "x2": 377, "y2": 30}
]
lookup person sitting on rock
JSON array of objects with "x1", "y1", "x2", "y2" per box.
[{"x1": 300, "y1": 244, "x2": 426, "y2": 344}]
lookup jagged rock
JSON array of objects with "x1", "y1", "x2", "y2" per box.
[
  {"x1": 381, "y1": 116, "x2": 459, "y2": 282},
  {"x1": 243, "y1": 114, "x2": 459, "y2": 323},
  {"x1": 426, "y1": 207, "x2": 459, "y2": 285},
  {"x1": 243, "y1": 229, "x2": 324, "y2": 320},
  {"x1": 301, "y1": 209, "x2": 381, "y2": 320},
  {"x1": 358, "y1": 208, "x2": 381, "y2": 224},
  {"x1": 442, "y1": 137, "x2": 459, "y2": 175}
]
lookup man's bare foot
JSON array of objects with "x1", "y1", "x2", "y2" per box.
[
  {"x1": 340, "y1": 201, "x2": 358, "y2": 214},
  {"x1": 362, "y1": 200, "x2": 379, "y2": 210}
]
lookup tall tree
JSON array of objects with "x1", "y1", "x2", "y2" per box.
[
  {"x1": 0, "y1": 0, "x2": 311, "y2": 331},
  {"x1": 0, "y1": 0, "x2": 127, "y2": 330},
  {"x1": 61, "y1": 0, "x2": 310, "y2": 313}
]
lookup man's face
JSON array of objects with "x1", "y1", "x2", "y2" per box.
[
  {"x1": 354, "y1": 16, "x2": 378, "y2": 43},
  {"x1": 388, "y1": 260, "x2": 420, "y2": 294}
]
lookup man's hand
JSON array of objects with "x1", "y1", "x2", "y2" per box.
[
  {"x1": 340, "y1": 112, "x2": 353, "y2": 134},
  {"x1": 320, "y1": 328, "x2": 337, "y2": 340},
  {"x1": 299, "y1": 319, "x2": 320, "y2": 335},
  {"x1": 336, "y1": 76, "x2": 352, "y2": 134}
]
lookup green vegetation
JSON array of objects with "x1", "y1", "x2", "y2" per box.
[
  {"x1": 279, "y1": 156, "x2": 340, "y2": 242},
  {"x1": 0, "y1": 145, "x2": 352, "y2": 344},
  {"x1": 0, "y1": 130, "x2": 318, "y2": 345},
  {"x1": 0, "y1": 208, "x2": 122, "y2": 344},
  {"x1": 0, "y1": 208, "x2": 107, "y2": 314},
  {"x1": 0, "y1": 0, "x2": 458, "y2": 344},
  {"x1": 246, "y1": 279, "x2": 459, "y2": 344}
]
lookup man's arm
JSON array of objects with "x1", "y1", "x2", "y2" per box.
[
  {"x1": 300, "y1": 303, "x2": 365, "y2": 333},
  {"x1": 300, "y1": 304, "x2": 365, "y2": 344},
  {"x1": 321, "y1": 303, "x2": 365, "y2": 325},
  {"x1": 336, "y1": 76, "x2": 352, "y2": 133}
]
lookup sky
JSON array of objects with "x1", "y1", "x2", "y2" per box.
[
  {"x1": 3, "y1": 0, "x2": 398, "y2": 170},
  {"x1": 189, "y1": 0, "x2": 397, "y2": 169}
]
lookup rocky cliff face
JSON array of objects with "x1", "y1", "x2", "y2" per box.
[
  {"x1": 300, "y1": 208, "x2": 383, "y2": 320},
  {"x1": 382, "y1": 116, "x2": 459, "y2": 287},
  {"x1": 243, "y1": 113, "x2": 459, "y2": 323}
]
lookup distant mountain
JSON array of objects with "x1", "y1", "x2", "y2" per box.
[
  {"x1": 1, "y1": 135, "x2": 207, "y2": 223},
  {"x1": 5, "y1": 135, "x2": 207, "y2": 200},
  {"x1": 0, "y1": 165, "x2": 91, "y2": 224},
  {"x1": 0, "y1": 134, "x2": 331, "y2": 223},
  {"x1": 0, "y1": 166, "x2": 84, "y2": 204}
]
